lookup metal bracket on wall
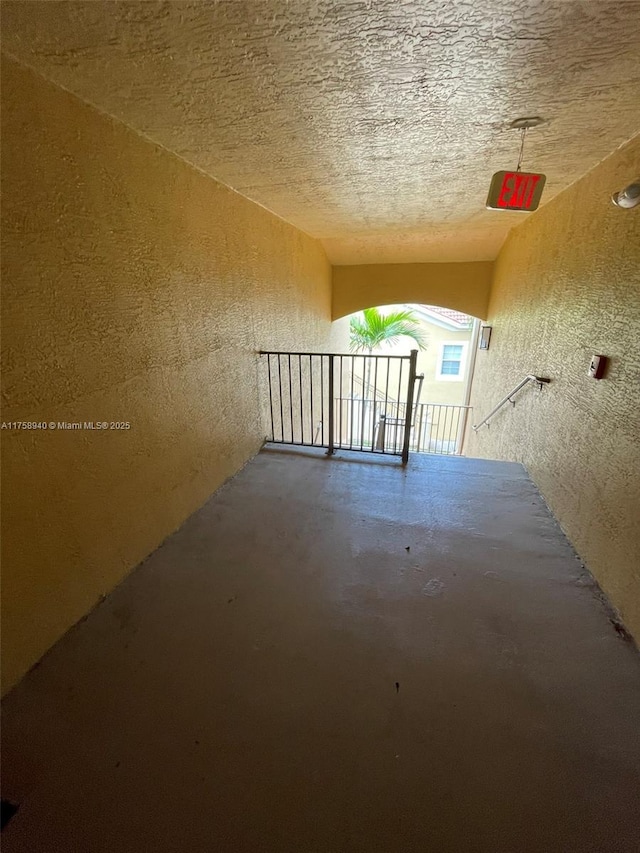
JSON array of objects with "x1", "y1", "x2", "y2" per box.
[
  {"x1": 535, "y1": 377, "x2": 551, "y2": 391},
  {"x1": 473, "y1": 375, "x2": 551, "y2": 431}
]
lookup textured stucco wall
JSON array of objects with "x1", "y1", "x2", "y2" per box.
[
  {"x1": 467, "y1": 135, "x2": 640, "y2": 641},
  {"x1": 332, "y1": 262, "x2": 493, "y2": 320},
  {"x1": 0, "y1": 56, "x2": 344, "y2": 694}
]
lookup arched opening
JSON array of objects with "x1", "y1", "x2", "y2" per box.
[{"x1": 342, "y1": 303, "x2": 481, "y2": 455}]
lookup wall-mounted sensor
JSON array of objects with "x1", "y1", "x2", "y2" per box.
[
  {"x1": 611, "y1": 182, "x2": 640, "y2": 209},
  {"x1": 588, "y1": 355, "x2": 607, "y2": 379}
]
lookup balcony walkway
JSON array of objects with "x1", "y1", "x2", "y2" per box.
[{"x1": 2, "y1": 448, "x2": 640, "y2": 852}]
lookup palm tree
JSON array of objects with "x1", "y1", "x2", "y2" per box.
[
  {"x1": 349, "y1": 307, "x2": 427, "y2": 403},
  {"x1": 349, "y1": 307, "x2": 427, "y2": 354}
]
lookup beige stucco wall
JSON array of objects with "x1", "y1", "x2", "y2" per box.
[
  {"x1": 332, "y1": 261, "x2": 493, "y2": 321},
  {"x1": 0, "y1": 56, "x2": 346, "y2": 694},
  {"x1": 381, "y1": 320, "x2": 474, "y2": 406},
  {"x1": 467, "y1": 134, "x2": 640, "y2": 642},
  {"x1": 417, "y1": 326, "x2": 473, "y2": 407}
]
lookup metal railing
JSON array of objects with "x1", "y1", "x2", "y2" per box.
[
  {"x1": 259, "y1": 350, "x2": 419, "y2": 463},
  {"x1": 413, "y1": 402, "x2": 470, "y2": 455},
  {"x1": 258, "y1": 350, "x2": 469, "y2": 460},
  {"x1": 372, "y1": 401, "x2": 471, "y2": 455},
  {"x1": 472, "y1": 374, "x2": 550, "y2": 431}
]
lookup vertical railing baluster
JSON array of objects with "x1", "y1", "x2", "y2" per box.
[
  {"x1": 383, "y1": 358, "x2": 390, "y2": 453},
  {"x1": 372, "y1": 357, "x2": 379, "y2": 450},
  {"x1": 288, "y1": 354, "x2": 294, "y2": 443},
  {"x1": 359, "y1": 354, "x2": 367, "y2": 450},
  {"x1": 299, "y1": 354, "x2": 304, "y2": 444},
  {"x1": 396, "y1": 359, "x2": 403, "y2": 454},
  {"x1": 452, "y1": 407, "x2": 459, "y2": 454},
  {"x1": 442, "y1": 405, "x2": 449, "y2": 454},
  {"x1": 266, "y1": 355, "x2": 274, "y2": 441},
  {"x1": 320, "y1": 355, "x2": 325, "y2": 446},
  {"x1": 433, "y1": 405, "x2": 439, "y2": 452},
  {"x1": 446, "y1": 406, "x2": 451, "y2": 454},
  {"x1": 309, "y1": 354, "x2": 314, "y2": 445},
  {"x1": 451, "y1": 407, "x2": 457, "y2": 454},
  {"x1": 425, "y1": 404, "x2": 431, "y2": 451},
  {"x1": 459, "y1": 404, "x2": 470, "y2": 456},
  {"x1": 401, "y1": 350, "x2": 418, "y2": 465},
  {"x1": 422, "y1": 404, "x2": 427, "y2": 451},
  {"x1": 442, "y1": 407, "x2": 448, "y2": 454},
  {"x1": 372, "y1": 401, "x2": 377, "y2": 450},
  {"x1": 327, "y1": 354, "x2": 335, "y2": 455},
  {"x1": 277, "y1": 355, "x2": 284, "y2": 441},
  {"x1": 349, "y1": 355, "x2": 355, "y2": 449},
  {"x1": 432, "y1": 405, "x2": 437, "y2": 453},
  {"x1": 339, "y1": 355, "x2": 344, "y2": 448}
]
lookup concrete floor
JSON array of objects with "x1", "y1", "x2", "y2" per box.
[{"x1": 2, "y1": 448, "x2": 640, "y2": 852}]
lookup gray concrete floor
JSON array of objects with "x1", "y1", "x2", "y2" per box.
[{"x1": 2, "y1": 448, "x2": 640, "y2": 852}]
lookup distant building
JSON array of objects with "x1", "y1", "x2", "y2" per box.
[{"x1": 373, "y1": 304, "x2": 476, "y2": 406}]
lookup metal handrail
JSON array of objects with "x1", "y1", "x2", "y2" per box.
[{"x1": 472, "y1": 374, "x2": 550, "y2": 431}]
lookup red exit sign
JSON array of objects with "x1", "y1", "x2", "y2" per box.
[{"x1": 486, "y1": 170, "x2": 546, "y2": 211}]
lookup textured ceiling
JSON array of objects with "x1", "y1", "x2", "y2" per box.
[{"x1": 2, "y1": 0, "x2": 640, "y2": 263}]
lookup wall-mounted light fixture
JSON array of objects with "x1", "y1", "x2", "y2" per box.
[
  {"x1": 611, "y1": 181, "x2": 640, "y2": 209},
  {"x1": 479, "y1": 325, "x2": 492, "y2": 350}
]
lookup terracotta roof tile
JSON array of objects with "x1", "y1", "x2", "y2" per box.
[{"x1": 423, "y1": 306, "x2": 472, "y2": 326}]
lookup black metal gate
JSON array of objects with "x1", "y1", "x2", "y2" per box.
[{"x1": 259, "y1": 350, "x2": 420, "y2": 464}]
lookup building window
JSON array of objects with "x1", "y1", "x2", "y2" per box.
[{"x1": 436, "y1": 343, "x2": 467, "y2": 381}]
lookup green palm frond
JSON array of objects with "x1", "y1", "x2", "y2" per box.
[{"x1": 349, "y1": 307, "x2": 428, "y2": 353}]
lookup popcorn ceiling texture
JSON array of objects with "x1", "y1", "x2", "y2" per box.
[
  {"x1": 466, "y1": 134, "x2": 640, "y2": 642},
  {"x1": 0, "y1": 56, "x2": 347, "y2": 694},
  {"x1": 3, "y1": 0, "x2": 640, "y2": 264}
]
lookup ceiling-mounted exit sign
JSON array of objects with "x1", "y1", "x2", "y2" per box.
[{"x1": 486, "y1": 170, "x2": 546, "y2": 211}]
